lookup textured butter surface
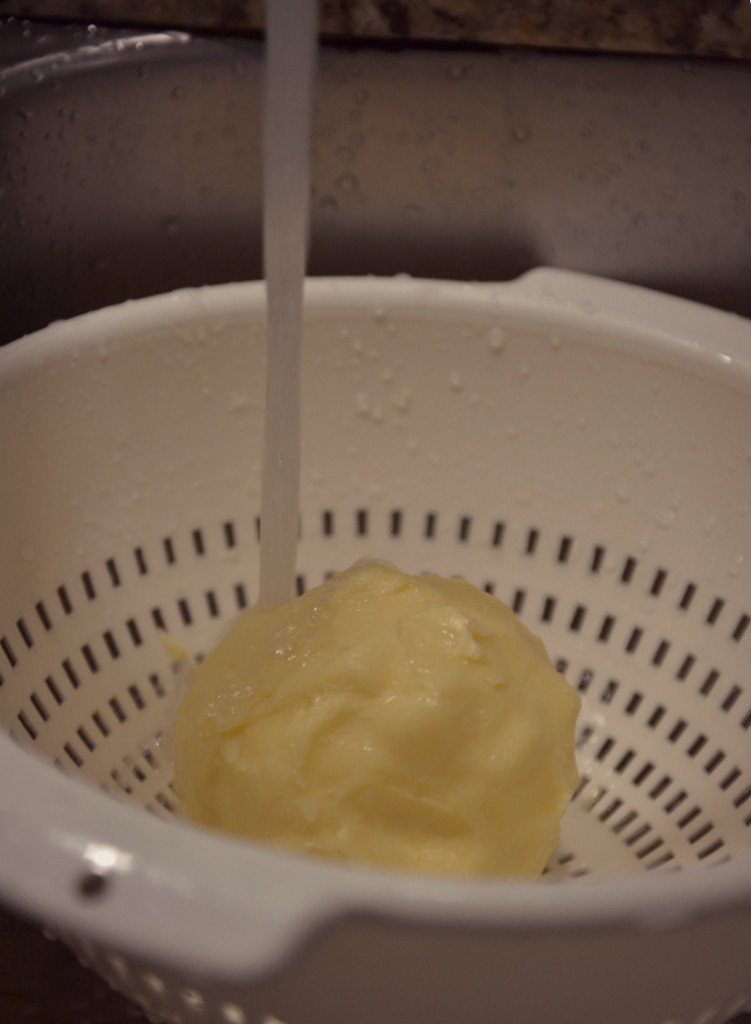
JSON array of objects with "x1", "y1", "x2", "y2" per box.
[{"x1": 173, "y1": 560, "x2": 580, "y2": 877}]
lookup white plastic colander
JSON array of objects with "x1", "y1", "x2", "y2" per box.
[{"x1": 0, "y1": 269, "x2": 749, "y2": 1024}]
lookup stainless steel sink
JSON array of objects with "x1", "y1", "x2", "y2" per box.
[{"x1": 1, "y1": 18, "x2": 750, "y2": 345}]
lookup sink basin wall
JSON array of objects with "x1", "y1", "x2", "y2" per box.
[{"x1": 1, "y1": 20, "x2": 750, "y2": 344}]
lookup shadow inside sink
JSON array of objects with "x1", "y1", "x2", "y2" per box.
[{"x1": 0, "y1": 19, "x2": 750, "y2": 344}]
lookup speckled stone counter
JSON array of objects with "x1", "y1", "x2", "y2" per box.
[{"x1": 2, "y1": 0, "x2": 751, "y2": 58}]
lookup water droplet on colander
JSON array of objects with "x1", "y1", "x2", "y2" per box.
[
  {"x1": 447, "y1": 64, "x2": 467, "y2": 80},
  {"x1": 728, "y1": 555, "x2": 743, "y2": 578},
  {"x1": 615, "y1": 481, "x2": 631, "y2": 503},
  {"x1": 506, "y1": 424, "x2": 518, "y2": 440},
  {"x1": 353, "y1": 87, "x2": 369, "y2": 105},
  {"x1": 171, "y1": 85, "x2": 186, "y2": 100},
  {"x1": 228, "y1": 394, "x2": 251, "y2": 413},
  {"x1": 643, "y1": 460, "x2": 657, "y2": 477},
  {"x1": 702, "y1": 514, "x2": 717, "y2": 535},
  {"x1": 448, "y1": 370, "x2": 464, "y2": 391},
  {"x1": 372, "y1": 304, "x2": 387, "y2": 322},
  {"x1": 336, "y1": 145, "x2": 355, "y2": 163},
  {"x1": 356, "y1": 393, "x2": 370, "y2": 415},
  {"x1": 512, "y1": 124, "x2": 532, "y2": 142},
  {"x1": 392, "y1": 387, "x2": 412, "y2": 412},
  {"x1": 488, "y1": 326, "x2": 506, "y2": 352},
  {"x1": 654, "y1": 508, "x2": 675, "y2": 529}
]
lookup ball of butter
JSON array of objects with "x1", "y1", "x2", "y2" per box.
[{"x1": 172, "y1": 560, "x2": 580, "y2": 877}]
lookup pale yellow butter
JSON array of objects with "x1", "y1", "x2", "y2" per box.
[{"x1": 172, "y1": 560, "x2": 580, "y2": 877}]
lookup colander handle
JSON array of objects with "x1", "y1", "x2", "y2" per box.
[
  {"x1": 0, "y1": 735, "x2": 335, "y2": 978},
  {"x1": 495, "y1": 268, "x2": 751, "y2": 369}
]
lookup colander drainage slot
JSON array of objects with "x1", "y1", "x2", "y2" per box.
[
  {"x1": 35, "y1": 600, "x2": 52, "y2": 631},
  {"x1": 0, "y1": 634, "x2": 17, "y2": 667},
  {"x1": 733, "y1": 613, "x2": 750, "y2": 642}
]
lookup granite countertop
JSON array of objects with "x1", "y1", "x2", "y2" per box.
[{"x1": 1, "y1": 0, "x2": 750, "y2": 58}]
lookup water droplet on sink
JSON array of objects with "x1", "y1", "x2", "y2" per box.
[
  {"x1": 335, "y1": 173, "x2": 358, "y2": 192},
  {"x1": 160, "y1": 215, "x2": 181, "y2": 236},
  {"x1": 319, "y1": 194, "x2": 338, "y2": 214}
]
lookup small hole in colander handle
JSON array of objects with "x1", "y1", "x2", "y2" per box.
[{"x1": 76, "y1": 871, "x2": 110, "y2": 900}]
